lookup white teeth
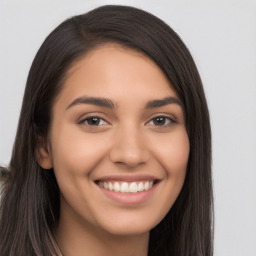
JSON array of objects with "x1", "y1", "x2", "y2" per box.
[
  {"x1": 138, "y1": 182, "x2": 144, "y2": 191},
  {"x1": 103, "y1": 182, "x2": 108, "y2": 189},
  {"x1": 99, "y1": 180, "x2": 155, "y2": 193},
  {"x1": 108, "y1": 182, "x2": 113, "y2": 191},
  {"x1": 114, "y1": 182, "x2": 120, "y2": 192},
  {"x1": 144, "y1": 181, "x2": 149, "y2": 190},
  {"x1": 120, "y1": 182, "x2": 129, "y2": 192},
  {"x1": 129, "y1": 182, "x2": 137, "y2": 193}
]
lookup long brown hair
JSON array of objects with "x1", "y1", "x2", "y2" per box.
[{"x1": 0, "y1": 5, "x2": 213, "y2": 255}]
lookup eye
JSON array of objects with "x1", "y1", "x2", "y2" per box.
[
  {"x1": 79, "y1": 116, "x2": 108, "y2": 126},
  {"x1": 147, "y1": 116, "x2": 176, "y2": 127}
]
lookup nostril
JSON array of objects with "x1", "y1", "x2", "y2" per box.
[{"x1": 109, "y1": 148, "x2": 149, "y2": 167}]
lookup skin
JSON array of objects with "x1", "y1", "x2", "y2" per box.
[{"x1": 37, "y1": 44, "x2": 190, "y2": 256}]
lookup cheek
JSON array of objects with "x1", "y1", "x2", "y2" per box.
[
  {"x1": 152, "y1": 129, "x2": 190, "y2": 175},
  {"x1": 154, "y1": 130, "x2": 189, "y2": 215},
  {"x1": 151, "y1": 129, "x2": 189, "y2": 208},
  {"x1": 49, "y1": 124, "x2": 109, "y2": 177}
]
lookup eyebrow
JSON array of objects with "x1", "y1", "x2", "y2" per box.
[
  {"x1": 66, "y1": 96, "x2": 182, "y2": 110},
  {"x1": 66, "y1": 96, "x2": 117, "y2": 110},
  {"x1": 145, "y1": 97, "x2": 182, "y2": 108}
]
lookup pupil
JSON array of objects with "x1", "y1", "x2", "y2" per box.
[
  {"x1": 153, "y1": 117, "x2": 165, "y2": 125},
  {"x1": 88, "y1": 117, "x2": 100, "y2": 125}
]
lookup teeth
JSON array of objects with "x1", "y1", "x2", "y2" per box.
[
  {"x1": 98, "y1": 180, "x2": 154, "y2": 193},
  {"x1": 114, "y1": 182, "x2": 120, "y2": 192},
  {"x1": 129, "y1": 182, "x2": 137, "y2": 193},
  {"x1": 138, "y1": 182, "x2": 144, "y2": 191},
  {"x1": 144, "y1": 181, "x2": 149, "y2": 190},
  {"x1": 108, "y1": 182, "x2": 113, "y2": 191},
  {"x1": 103, "y1": 182, "x2": 108, "y2": 189},
  {"x1": 120, "y1": 182, "x2": 129, "y2": 192}
]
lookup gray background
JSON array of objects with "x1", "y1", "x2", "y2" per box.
[{"x1": 0, "y1": 0, "x2": 256, "y2": 255}]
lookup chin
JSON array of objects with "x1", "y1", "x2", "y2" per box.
[
  {"x1": 103, "y1": 225, "x2": 151, "y2": 237},
  {"x1": 97, "y1": 215, "x2": 160, "y2": 237}
]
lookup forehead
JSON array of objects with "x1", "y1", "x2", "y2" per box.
[{"x1": 54, "y1": 43, "x2": 178, "y2": 109}]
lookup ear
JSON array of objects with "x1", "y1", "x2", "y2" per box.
[{"x1": 35, "y1": 136, "x2": 53, "y2": 169}]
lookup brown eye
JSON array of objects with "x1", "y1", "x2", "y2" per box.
[
  {"x1": 147, "y1": 116, "x2": 176, "y2": 127},
  {"x1": 153, "y1": 117, "x2": 167, "y2": 126},
  {"x1": 80, "y1": 116, "x2": 107, "y2": 126}
]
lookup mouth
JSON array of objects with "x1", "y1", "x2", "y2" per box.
[
  {"x1": 94, "y1": 175, "x2": 161, "y2": 205},
  {"x1": 96, "y1": 180, "x2": 158, "y2": 193}
]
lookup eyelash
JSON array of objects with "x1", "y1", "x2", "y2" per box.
[
  {"x1": 146, "y1": 116, "x2": 177, "y2": 127},
  {"x1": 78, "y1": 115, "x2": 108, "y2": 126},
  {"x1": 78, "y1": 115, "x2": 177, "y2": 128}
]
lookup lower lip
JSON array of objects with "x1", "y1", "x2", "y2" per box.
[{"x1": 96, "y1": 183, "x2": 159, "y2": 205}]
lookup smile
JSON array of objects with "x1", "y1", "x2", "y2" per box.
[
  {"x1": 95, "y1": 177, "x2": 160, "y2": 205},
  {"x1": 98, "y1": 181, "x2": 154, "y2": 193}
]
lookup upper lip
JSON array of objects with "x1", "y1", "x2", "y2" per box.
[{"x1": 95, "y1": 174, "x2": 160, "y2": 183}]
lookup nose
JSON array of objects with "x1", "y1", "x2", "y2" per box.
[{"x1": 109, "y1": 125, "x2": 150, "y2": 168}]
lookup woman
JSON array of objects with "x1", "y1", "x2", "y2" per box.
[{"x1": 0, "y1": 5, "x2": 213, "y2": 256}]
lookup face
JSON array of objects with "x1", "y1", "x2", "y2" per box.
[{"x1": 39, "y1": 44, "x2": 189, "y2": 236}]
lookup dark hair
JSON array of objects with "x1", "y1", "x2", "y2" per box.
[{"x1": 0, "y1": 5, "x2": 213, "y2": 256}]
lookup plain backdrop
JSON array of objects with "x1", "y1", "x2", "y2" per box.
[{"x1": 0, "y1": 0, "x2": 256, "y2": 255}]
